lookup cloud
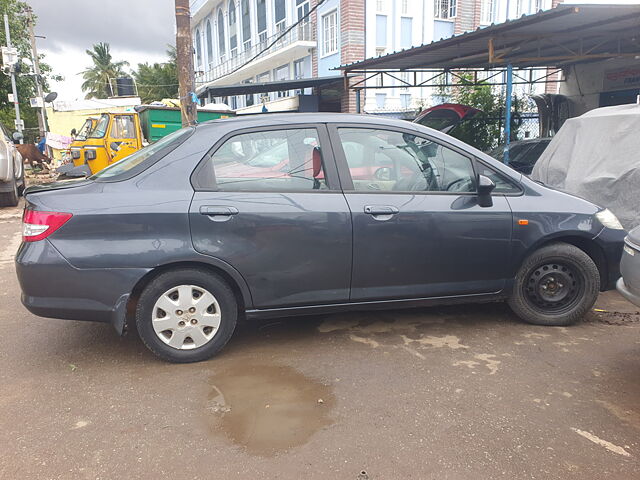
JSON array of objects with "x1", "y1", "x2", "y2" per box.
[
  {"x1": 28, "y1": 0, "x2": 175, "y2": 56},
  {"x1": 27, "y1": 0, "x2": 176, "y2": 100}
]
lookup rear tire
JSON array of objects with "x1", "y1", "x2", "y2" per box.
[
  {"x1": 508, "y1": 242, "x2": 600, "y2": 326},
  {"x1": 17, "y1": 170, "x2": 25, "y2": 196},
  {"x1": 136, "y1": 268, "x2": 238, "y2": 363},
  {"x1": 0, "y1": 179, "x2": 19, "y2": 207}
]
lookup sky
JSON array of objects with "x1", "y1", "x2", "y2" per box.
[{"x1": 28, "y1": 0, "x2": 176, "y2": 101}]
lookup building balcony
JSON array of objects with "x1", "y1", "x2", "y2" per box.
[{"x1": 195, "y1": 22, "x2": 315, "y2": 93}]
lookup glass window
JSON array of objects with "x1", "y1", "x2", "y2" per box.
[
  {"x1": 89, "y1": 114, "x2": 109, "y2": 138},
  {"x1": 400, "y1": 17, "x2": 412, "y2": 49},
  {"x1": 217, "y1": 10, "x2": 226, "y2": 56},
  {"x1": 92, "y1": 128, "x2": 193, "y2": 180},
  {"x1": 322, "y1": 10, "x2": 338, "y2": 55},
  {"x1": 195, "y1": 29, "x2": 202, "y2": 67},
  {"x1": 274, "y1": 0, "x2": 286, "y2": 23},
  {"x1": 376, "y1": 15, "x2": 387, "y2": 48},
  {"x1": 475, "y1": 162, "x2": 521, "y2": 194},
  {"x1": 228, "y1": 0, "x2": 238, "y2": 53},
  {"x1": 209, "y1": 129, "x2": 328, "y2": 191},
  {"x1": 434, "y1": 0, "x2": 456, "y2": 19},
  {"x1": 337, "y1": 128, "x2": 476, "y2": 193},
  {"x1": 257, "y1": 0, "x2": 267, "y2": 35},
  {"x1": 241, "y1": 0, "x2": 251, "y2": 42},
  {"x1": 480, "y1": 0, "x2": 494, "y2": 24},
  {"x1": 206, "y1": 20, "x2": 213, "y2": 62},
  {"x1": 110, "y1": 115, "x2": 136, "y2": 139}
]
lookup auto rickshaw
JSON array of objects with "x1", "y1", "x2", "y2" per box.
[
  {"x1": 69, "y1": 117, "x2": 98, "y2": 167},
  {"x1": 82, "y1": 112, "x2": 144, "y2": 174}
]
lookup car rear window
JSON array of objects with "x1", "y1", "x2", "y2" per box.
[{"x1": 91, "y1": 127, "x2": 194, "y2": 181}]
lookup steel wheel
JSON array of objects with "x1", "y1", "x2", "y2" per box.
[
  {"x1": 523, "y1": 261, "x2": 585, "y2": 314},
  {"x1": 152, "y1": 284, "x2": 222, "y2": 350}
]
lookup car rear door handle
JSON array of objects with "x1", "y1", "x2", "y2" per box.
[
  {"x1": 364, "y1": 205, "x2": 399, "y2": 216},
  {"x1": 199, "y1": 206, "x2": 239, "y2": 216}
]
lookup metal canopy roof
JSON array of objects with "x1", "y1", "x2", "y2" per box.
[
  {"x1": 200, "y1": 75, "x2": 345, "y2": 97},
  {"x1": 338, "y1": 4, "x2": 640, "y2": 72}
]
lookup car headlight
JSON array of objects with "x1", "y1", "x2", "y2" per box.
[
  {"x1": 85, "y1": 149, "x2": 96, "y2": 160},
  {"x1": 595, "y1": 208, "x2": 624, "y2": 230}
]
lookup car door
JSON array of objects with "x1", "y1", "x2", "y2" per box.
[
  {"x1": 328, "y1": 124, "x2": 513, "y2": 301},
  {"x1": 189, "y1": 124, "x2": 352, "y2": 309},
  {"x1": 109, "y1": 114, "x2": 141, "y2": 164}
]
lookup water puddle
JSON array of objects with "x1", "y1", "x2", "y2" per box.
[{"x1": 206, "y1": 364, "x2": 333, "y2": 456}]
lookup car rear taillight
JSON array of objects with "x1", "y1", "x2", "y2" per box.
[{"x1": 22, "y1": 210, "x2": 73, "y2": 242}]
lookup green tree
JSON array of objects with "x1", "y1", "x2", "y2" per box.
[
  {"x1": 81, "y1": 42, "x2": 129, "y2": 99},
  {"x1": 0, "y1": 0, "x2": 59, "y2": 141},
  {"x1": 436, "y1": 72, "x2": 527, "y2": 151},
  {"x1": 132, "y1": 46, "x2": 178, "y2": 103}
]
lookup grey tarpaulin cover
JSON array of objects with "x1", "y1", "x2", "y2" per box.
[{"x1": 531, "y1": 104, "x2": 640, "y2": 230}]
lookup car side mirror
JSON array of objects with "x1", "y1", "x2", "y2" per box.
[{"x1": 477, "y1": 174, "x2": 495, "y2": 207}]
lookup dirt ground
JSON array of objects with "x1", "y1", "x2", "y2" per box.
[{"x1": 1, "y1": 200, "x2": 639, "y2": 480}]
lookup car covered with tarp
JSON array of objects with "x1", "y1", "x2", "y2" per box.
[{"x1": 531, "y1": 104, "x2": 640, "y2": 230}]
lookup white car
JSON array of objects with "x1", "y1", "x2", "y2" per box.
[{"x1": 0, "y1": 122, "x2": 25, "y2": 207}]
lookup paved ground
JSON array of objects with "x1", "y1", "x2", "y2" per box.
[{"x1": 1, "y1": 200, "x2": 640, "y2": 479}]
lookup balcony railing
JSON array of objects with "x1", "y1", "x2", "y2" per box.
[{"x1": 196, "y1": 23, "x2": 315, "y2": 85}]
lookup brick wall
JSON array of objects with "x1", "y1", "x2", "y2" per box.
[
  {"x1": 311, "y1": 0, "x2": 318, "y2": 78},
  {"x1": 339, "y1": 0, "x2": 365, "y2": 112},
  {"x1": 454, "y1": 0, "x2": 476, "y2": 34}
]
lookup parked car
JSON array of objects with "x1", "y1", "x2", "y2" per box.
[
  {"x1": 617, "y1": 226, "x2": 640, "y2": 307},
  {"x1": 0, "y1": 122, "x2": 25, "y2": 207},
  {"x1": 16, "y1": 113, "x2": 626, "y2": 363},
  {"x1": 488, "y1": 138, "x2": 551, "y2": 174},
  {"x1": 413, "y1": 103, "x2": 481, "y2": 134}
]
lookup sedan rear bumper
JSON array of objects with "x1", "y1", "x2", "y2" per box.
[{"x1": 16, "y1": 239, "x2": 150, "y2": 333}]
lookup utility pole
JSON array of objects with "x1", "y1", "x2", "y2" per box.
[
  {"x1": 174, "y1": 0, "x2": 197, "y2": 127},
  {"x1": 26, "y1": 7, "x2": 48, "y2": 138},
  {"x1": 3, "y1": 13, "x2": 23, "y2": 143}
]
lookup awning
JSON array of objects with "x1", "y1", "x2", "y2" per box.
[
  {"x1": 199, "y1": 75, "x2": 346, "y2": 97},
  {"x1": 338, "y1": 4, "x2": 640, "y2": 72}
]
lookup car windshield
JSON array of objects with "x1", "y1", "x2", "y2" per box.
[
  {"x1": 91, "y1": 127, "x2": 192, "y2": 180},
  {"x1": 88, "y1": 114, "x2": 109, "y2": 139},
  {"x1": 75, "y1": 119, "x2": 95, "y2": 141}
]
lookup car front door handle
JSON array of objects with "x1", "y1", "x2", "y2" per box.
[
  {"x1": 364, "y1": 205, "x2": 399, "y2": 216},
  {"x1": 200, "y1": 206, "x2": 239, "y2": 216}
]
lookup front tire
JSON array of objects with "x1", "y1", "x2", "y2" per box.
[
  {"x1": 136, "y1": 269, "x2": 237, "y2": 363},
  {"x1": 508, "y1": 243, "x2": 600, "y2": 326}
]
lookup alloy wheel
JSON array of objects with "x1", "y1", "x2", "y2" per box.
[{"x1": 152, "y1": 285, "x2": 221, "y2": 350}]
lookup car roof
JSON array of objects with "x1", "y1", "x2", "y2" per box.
[{"x1": 197, "y1": 112, "x2": 413, "y2": 129}]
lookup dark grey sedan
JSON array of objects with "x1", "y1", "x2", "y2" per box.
[
  {"x1": 617, "y1": 226, "x2": 640, "y2": 307},
  {"x1": 16, "y1": 113, "x2": 626, "y2": 363}
]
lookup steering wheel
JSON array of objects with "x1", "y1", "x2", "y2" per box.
[{"x1": 393, "y1": 165, "x2": 439, "y2": 191}]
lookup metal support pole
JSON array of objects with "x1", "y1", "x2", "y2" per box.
[
  {"x1": 3, "y1": 13, "x2": 23, "y2": 143},
  {"x1": 355, "y1": 89, "x2": 361, "y2": 114},
  {"x1": 503, "y1": 63, "x2": 513, "y2": 165}
]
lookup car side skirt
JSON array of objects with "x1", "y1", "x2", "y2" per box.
[{"x1": 245, "y1": 291, "x2": 507, "y2": 320}]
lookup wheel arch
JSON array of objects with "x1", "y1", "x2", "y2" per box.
[
  {"x1": 521, "y1": 233, "x2": 608, "y2": 291},
  {"x1": 124, "y1": 260, "x2": 252, "y2": 333}
]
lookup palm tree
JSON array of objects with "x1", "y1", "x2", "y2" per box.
[{"x1": 80, "y1": 43, "x2": 129, "y2": 99}]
